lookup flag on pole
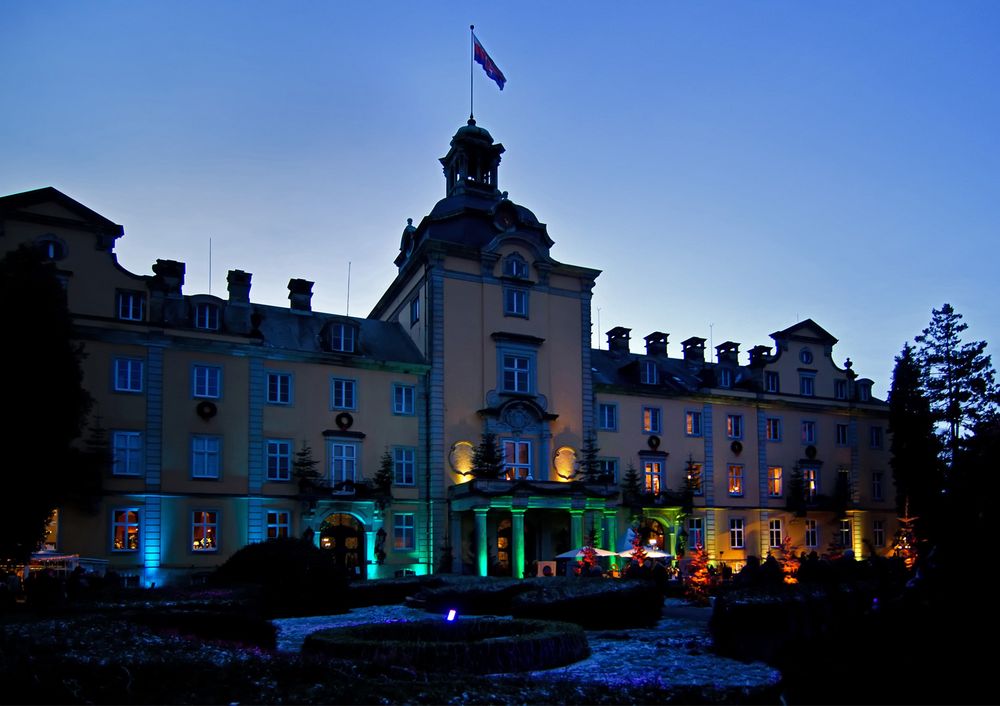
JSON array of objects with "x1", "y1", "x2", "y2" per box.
[{"x1": 473, "y1": 34, "x2": 506, "y2": 90}]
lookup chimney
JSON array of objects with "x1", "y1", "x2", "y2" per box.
[
  {"x1": 716, "y1": 341, "x2": 740, "y2": 364},
  {"x1": 288, "y1": 278, "x2": 314, "y2": 311},
  {"x1": 227, "y1": 269, "x2": 251, "y2": 303},
  {"x1": 748, "y1": 345, "x2": 772, "y2": 366},
  {"x1": 606, "y1": 326, "x2": 632, "y2": 354},
  {"x1": 149, "y1": 259, "x2": 186, "y2": 324},
  {"x1": 681, "y1": 336, "x2": 706, "y2": 363},
  {"x1": 151, "y1": 259, "x2": 185, "y2": 297},
  {"x1": 644, "y1": 332, "x2": 669, "y2": 357}
]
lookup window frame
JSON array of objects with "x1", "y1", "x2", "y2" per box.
[
  {"x1": 801, "y1": 420, "x2": 817, "y2": 445},
  {"x1": 803, "y1": 466, "x2": 819, "y2": 501},
  {"x1": 409, "y1": 296, "x2": 420, "y2": 326},
  {"x1": 503, "y1": 253, "x2": 529, "y2": 279},
  {"x1": 769, "y1": 519, "x2": 783, "y2": 548},
  {"x1": 393, "y1": 512, "x2": 416, "y2": 551},
  {"x1": 194, "y1": 302, "x2": 220, "y2": 331},
  {"x1": 729, "y1": 518, "x2": 745, "y2": 549},
  {"x1": 394, "y1": 446, "x2": 416, "y2": 486},
  {"x1": 111, "y1": 508, "x2": 140, "y2": 552},
  {"x1": 266, "y1": 439, "x2": 292, "y2": 482},
  {"x1": 112, "y1": 430, "x2": 143, "y2": 476},
  {"x1": 872, "y1": 519, "x2": 885, "y2": 548},
  {"x1": 266, "y1": 371, "x2": 293, "y2": 405},
  {"x1": 393, "y1": 383, "x2": 415, "y2": 416},
  {"x1": 191, "y1": 510, "x2": 219, "y2": 552},
  {"x1": 766, "y1": 417, "x2": 782, "y2": 442},
  {"x1": 502, "y1": 439, "x2": 532, "y2": 480},
  {"x1": 805, "y1": 519, "x2": 818, "y2": 548},
  {"x1": 726, "y1": 414, "x2": 743, "y2": 440},
  {"x1": 330, "y1": 377, "x2": 357, "y2": 410},
  {"x1": 764, "y1": 371, "x2": 780, "y2": 393},
  {"x1": 503, "y1": 287, "x2": 529, "y2": 317},
  {"x1": 598, "y1": 403, "x2": 618, "y2": 431},
  {"x1": 718, "y1": 368, "x2": 732, "y2": 388},
  {"x1": 642, "y1": 406, "x2": 662, "y2": 434},
  {"x1": 329, "y1": 440, "x2": 359, "y2": 484},
  {"x1": 329, "y1": 323, "x2": 356, "y2": 353},
  {"x1": 727, "y1": 464, "x2": 744, "y2": 497},
  {"x1": 799, "y1": 373, "x2": 816, "y2": 397},
  {"x1": 501, "y1": 351, "x2": 533, "y2": 394},
  {"x1": 838, "y1": 519, "x2": 852, "y2": 547},
  {"x1": 767, "y1": 465, "x2": 783, "y2": 497},
  {"x1": 192, "y1": 435, "x2": 222, "y2": 479},
  {"x1": 685, "y1": 410, "x2": 703, "y2": 437},
  {"x1": 640, "y1": 360, "x2": 658, "y2": 385},
  {"x1": 834, "y1": 379, "x2": 848, "y2": 400},
  {"x1": 192, "y1": 364, "x2": 222, "y2": 399},
  {"x1": 836, "y1": 423, "x2": 849, "y2": 446},
  {"x1": 688, "y1": 517, "x2": 704, "y2": 548},
  {"x1": 116, "y1": 290, "x2": 145, "y2": 321},
  {"x1": 870, "y1": 426, "x2": 884, "y2": 449},
  {"x1": 598, "y1": 458, "x2": 619, "y2": 483},
  {"x1": 643, "y1": 460, "x2": 662, "y2": 494},
  {"x1": 266, "y1": 510, "x2": 291, "y2": 540},
  {"x1": 872, "y1": 472, "x2": 884, "y2": 502},
  {"x1": 113, "y1": 358, "x2": 144, "y2": 393}
]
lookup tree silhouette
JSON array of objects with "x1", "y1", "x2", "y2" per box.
[{"x1": 471, "y1": 432, "x2": 505, "y2": 480}]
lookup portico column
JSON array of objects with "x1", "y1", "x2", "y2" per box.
[
  {"x1": 474, "y1": 508, "x2": 489, "y2": 577},
  {"x1": 570, "y1": 509, "x2": 584, "y2": 549},
  {"x1": 450, "y1": 512, "x2": 463, "y2": 574},
  {"x1": 511, "y1": 509, "x2": 526, "y2": 579},
  {"x1": 604, "y1": 511, "x2": 618, "y2": 553}
]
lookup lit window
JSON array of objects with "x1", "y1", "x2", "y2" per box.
[
  {"x1": 266, "y1": 439, "x2": 292, "y2": 481},
  {"x1": 112, "y1": 509, "x2": 140, "y2": 551},
  {"x1": 502, "y1": 354, "x2": 531, "y2": 393},
  {"x1": 192, "y1": 436, "x2": 221, "y2": 479},
  {"x1": 193, "y1": 365, "x2": 222, "y2": 399},
  {"x1": 112, "y1": 431, "x2": 143, "y2": 476},
  {"x1": 644, "y1": 461, "x2": 661, "y2": 493},
  {"x1": 195, "y1": 303, "x2": 220, "y2": 330},
  {"x1": 727, "y1": 414, "x2": 743, "y2": 440},
  {"x1": 330, "y1": 442, "x2": 358, "y2": 483},
  {"x1": 766, "y1": 418, "x2": 782, "y2": 442},
  {"x1": 266, "y1": 510, "x2": 290, "y2": 539},
  {"x1": 805, "y1": 519, "x2": 818, "y2": 548},
  {"x1": 503, "y1": 440, "x2": 532, "y2": 480},
  {"x1": 643, "y1": 407, "x2": 662, "y2": 434},
  {"x1": 728, "y1": 464, "x2": 743, "y2": 496},
  {"x1": 688, "y1": 517, "x2": 703, "y2": 548},
  {"x1": 685, "y1": 411, "x2": 702, "y2": 436},
  {"x1": 330, "y1": 323, "x2": 355, "y2": 353},
  {"x1": 872, "y1": 472, "x2": 884, "y2": 501},
  {"x1": 834, "y1": 379, "x2": 848, "y2": 400},
  {"x1": 393, "y1": 384, "x2": 415, "y2": 415},
  {"x1": 870, "y1": 426, "x2": 883, "y2": 449},
  {"x1": 394, "y1": 513, "x2": 415, "y2": 550},
  {"x1": 116, "y1": 291, "x2": 145, "y2": 321},
  {"x1": 872, "y1": 519, "x2": 885, "y2": 547},
  {"x1": 718, "y1": 368, "x2": 732, "y2": 387},
  {"x1": 803, "y1": 467, "x2": 819, "y2": 501},
  {"x1": 394, "y1": 447, "x2": 415, "y2": 485},
  {"x1": 769, "y1": 519, "x2": 782, "y2": 548},
  {"x1": 838, "y1": 519, "x2": 851, "y2": 547},
  {"x1": 768, "y1": 466, "x2": 783, "y2": 497},
  {"x1": 800, "y1": 374, "x2": 815, "y2": 397},
  {"x1": 598, "y1": 403, "x2": 618, "y2": 431},
  {"x1": 504, "y1": 287, "x2": 528, "y2": 317},
  {"x1": 192, "y1": 511, "x2": 218, "y2": 552},
  {"x1": 331, "y1": 378, "x2": 356, "y2": 409},
  {"x1": 729, "y1": 518, "x2": 745, "y2": 549},
  {"x1": 836, "y1": 424, "x2": 849, "y2": 446},
  {"x1": 640, "y1": 360, "x2": 658, "y2": 385},
  {"x1": 765, "y1": 371, "x2": 780, "y2": 393},
  {"x1": 267, "y1": 372, "x2": 292, "y2": 405},
  {"x1": 114, "y1": 358, "x2": 143, "y2": 392},
  {"x1": 801, "y1": 421, "x2": 817, "y2": 444}
]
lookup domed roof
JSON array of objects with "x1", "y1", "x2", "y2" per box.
[{"x1": 452, "y1": 117, "x2": 494, "y2": 145}]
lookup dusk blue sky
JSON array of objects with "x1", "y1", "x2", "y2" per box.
[{"x1": 3, "y1": 2, "x2": 998, "y2": 396}]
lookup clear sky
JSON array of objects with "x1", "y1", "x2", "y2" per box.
[{"x1": 3, "y1": 1, "x2": 998, "y2": 397}]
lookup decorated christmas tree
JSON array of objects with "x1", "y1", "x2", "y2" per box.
[
  {"x1": 776, "y1": 535, "x2": 800, "y2": 584},
  {"x1": 580, "y1": 526, "x2": 600, "y2": 574},
  {"x1": 684, "y1": 544, "x2": 712, "y2": 606},
  {"x1": 892, "y1": 499, "x2": 919, "y2": 570},
  {"x1": 629, "y1": 522, "x2": 648, "y2": 566}
]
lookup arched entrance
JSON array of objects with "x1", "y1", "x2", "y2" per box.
[{"x1": 319, "y1": 513, "x2": 366, "y2": 579}]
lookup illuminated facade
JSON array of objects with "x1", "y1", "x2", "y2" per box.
[{"x1": 0, "y1": 121, "x2": 896, "y2": 585}]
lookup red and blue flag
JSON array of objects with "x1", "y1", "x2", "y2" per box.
[{"x1": 473, "y1": 34, "x2": 506, "y2": 90}]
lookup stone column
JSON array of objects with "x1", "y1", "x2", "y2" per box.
[
  {"x1": 450, "y1": 512, "x2": 463, "y2": 574},
  {"x1": 511, "y1": 509, "x2": 526, "y2": 579},
  {"x1": 570, "y1": 510, "x2": 584, "y2": 549},
  {"x1": 475, "y1": 508, "x2": 489, "y2": 577}
]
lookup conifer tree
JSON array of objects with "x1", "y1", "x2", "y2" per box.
[
  {"x1": 683, "y1": 544, "x2": 711, "y2": 606},
  {"x1": 293, "y1": 441, "x2": 321, "y2": 486},
  {"x1": 578, "y1": 432, "x2": 603, "y2": 482},
  {"x1": 374, "y1": 449, "x2": 394, "y2": 510},
  {"x1": 621, "y1": 462, "x2": 643, "y2": 508},
  {"x1": 471, "y1": 432, "x2": 505, "y2": 480}
]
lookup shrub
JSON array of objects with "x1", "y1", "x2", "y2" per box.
[
  {"x1": 511, "y1": 579, "x2": 663, "y2": 629},
  {"x1": 126, "y1": 608, "x2": 277, "y2": 648},
  {"x1": 347, "y1": 575, "x2": 446, "y2": 607},
  {"x1": 302, "y1": 617, "x2": 589, "y2": 673},
  {"x1": 409, "y1": 577, "x2": 537, "y2": 615}
]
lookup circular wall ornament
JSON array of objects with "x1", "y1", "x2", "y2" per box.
[
  {"x1": 800, "y1": 348, "x2": 814, "y2": 364},
  {"x1": 449, "y1": 441, "x2": 475, "y2": 474},
  {"x1": 805, "y1": 445, "x2": 817, "y2": 459},
  {"x1": 196, "y1": 400, "x2": 217, "y2": 420},
  {"x1": 731, "y1": 440, "x2": 743, "y2": 455},
  {"x1": 335, "y1": 412, "x2": 354, "y2": 430},
  {"x1": 647, "y1": 435, "x2": 661, "y2": 450}
]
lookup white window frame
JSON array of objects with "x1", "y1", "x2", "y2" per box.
[
  {"x1": 839, "y1": 519, "x2": 852, "y2": 547},
  {"x1": 394, "y1": 512, "x2": 415, "y2": 551},
  {"x1": 768, "y1": 466, "x2": 783, "y2": 497},
  {"x1": 643, "y1": 461, "x2": 662, "y2": 494},
  {"x1": 502, "y1": 353, "x2": 531, "y2": 393},
  {"x1": 192, "y1": 510, "x2": 219, "y2": 552},
  {"x1": 803, "y1": 467, "x2": 819, "y2": 501},
  {"x1": 872, "y1": 472, "x2": 884, "y2": 502},
  {"x1": 266, "y1": 371, "x2": 292, "y2": 405},
  {"x1": 116, "y1": 291, "x2": 145, "y2": 321},
  {"x1": 805, "y1": 519, "x2": 818, "y2": 548},
  {"x1": 330, "y1": 441, "x2": 358, "y2": 483},
  {"x1": 834, "y1": 379, "x2": 848, "y2": 400},
  {"x1": 688, "y1": 517, "x2": 703, "y2": 548},
  {"x1": 193, "y1": 364, "x2": 222, "y2": 399},
  {"x1": 266, "y1": 439, "x2": 292, "y2": 481},
  {"x1": 728, "y1": 464, "x2": 744, "y2": 497},
  {"x1": 727, "y1": 414, "x2": 743, "y2": 440},
  {"x1": 685, "y1": 410, "x2": 702, "y2": 437},
  {"x1": 330, "y1": 323, "x2": 356, "y2": 353},
  {"x1": 858, "y1": 384, "x2": 871, "y2": 402},
  {"x1": 598, "y1": 458, "x2": 618, "y2": 483},
  {"x1": 192, "y1": 435, "x2": 221, "y2": 479},
  {"x1": 598, "y1": 403, "x2": 618, "y2": 431},
  {"x1": 870, "y1": 426, "x2": 883, "y2": 449},
  {"x1": 266, "y1": 510, "x2": 291, "y2": 539},
  {"x1": 765, "y1": 371, "x2": 780, "y2": 393},
  {"x1": 836, "y1": 423, "x2": 849, "y2": 446},
  {"x1": 111, "y1": 508, "x2": 140, "y2": 552},
  {"x1": 800, "y1": 373, "x2": 816, "y2": 397},
  {"x1": 718, "y1": 368, "x2": 732, "y2": 388},
  {"x1": 504, "y1": 254, "x2": 529, "y2": 278},
  {"x1": 729, "y1": 518, "x2": 745, "y2": 549},
  {"x1": 194, "y1": 302, "x2": 220, "y2": 330},
  {"x1": 113, "y1": 358, "x2": 143, "y2": 393},
  {"x1": 640, "y1": 360, "x2": 658, "y2": 385},
  {"x1": 766, "y1": 417, "x2": 782, "y2": 442},
  {"x1": 503, "y1": 287, "x2": 528, "y2": 317},
  {"x1": 503, "y1": 439, "x2": 532, "y2": 480},
  {"x1": 872, "y1": 519, "x2": 885, "y2": 548},
  {"x1": 769, "y1": 519, "x2": 782, "y2": 548},
  {"x1": 393, "y1": 384, "x2": 415, "y2": 415},
  {"x1": 394, "y1": 446, "x2": 415, "y2": 486},
  {"x1": 331, "y1": 377, "x2": 357, "y2": 410},
  {"x1": 409, "y1": 296, "x2": 420, "y2": 325},
  {"x1": 642, "y1": 406, "x2": 662, "y2": 434},
  {"x1": 112, "y1": 431, "x2": 143, "y2": 476},
  {"x1": 801, "y1": 420, "x2": 817, "y2": 445}
]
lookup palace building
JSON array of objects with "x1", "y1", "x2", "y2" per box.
[{"x1": 0, "y1": 120, "x2": 896, "y2": 585}]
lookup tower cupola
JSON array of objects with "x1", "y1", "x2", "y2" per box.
[{"x1": 440, "y1": 118, "x2": 505, "y2": 197}]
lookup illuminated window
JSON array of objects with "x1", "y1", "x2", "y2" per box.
[
  {"x1": 266, "y1": 510, "x2": 290, "y2": 539},
  {"x1": 112, "y1": 509, "x2": 140, "y2": 552},
  {"x1": 112, "y1": 431, "x2": 143, "y2": 476},
  {"x1": 872, "y1": 472, "x2": 884, "y2": 501},
  {"x1": 728, "y1": 464, "x2": 743, "y2": 496},
  {"x1": 727, "y1": 414, "x2": 743, "y2": 440},
  {"x1": 394, "y1": 513, "x2": 415, "y2": 551},
  {"x1": 642, "y1": 407, "x2": 662, "y2": 434},
  {"x1": 768, "y1": 466, "x2": 783, "y2": 497},
  {"x1": 644, "y1": 461, "x2": 661, "y2": 493},
  {"x1": 393, "y1": 384, "x2": 415, "y2": 415},
  {"x1": 766, "y1": 418, "x2": 782, "y2": 442},
  {"x1": 267, "y1": 372, "x2": 292, "y2": 405},
  {"x1": 192, "y1": 436, "x2": 221, "y2": 479},
  {"x1": 598, "y1": 403, "x2": 618, "y2": 431},
  {"x1": 194, "y1": 302, "x2": 219, "y2": 330},
  {"x1": 803, "y1": 467, "x2": 819, "y2": 501},
  {"x1": 113, "y1": 358, "x2": 143, "y2": 392},
  {"x1": 801, "y1": 420, "x2": 817, "y2": 444},
  {"x1": 116, "y1": 291, "x2": 145, "y2": 321},
  {"x1": 394, "y1": 447, "x2": 415, "y2": 485},
  {"x1": 640, "y1": 360, "x2": 658, "y2": 385},
  {"x1": 769, "y1": 519, "x2": 782, "y2": 548},
  {"x1": 192, "y1": 511, "x2": 218, "y2": 552},
  {"x1": 503, "y1": 439, "x2": 532, "y2": 480},
  {"x1": 805, "y1": 519, "x2": 818, "y2": 548},
  {"x1": 266, "y1": 439, "x2": 292, "y2": 481},
  {"x1": 685, "y1": 410, "x2": 702, "y2": 436},
  {"x1": 331, "y1": 378, "x2": 356, "y2": 409},
  {"x1": 836, "y1": 423, "x2": 849, "y2": 446},
  {"x1": 688, "y1": 517, "x2": 703, "y2": 548},
  {"x1": 330, "y1": 442, "x2": 358, "y2": 483},
  {"x1": 873, "y1": 519, "x2": 885, "y2": 547},
  {"x1": 838, "y1": 519, "x2": 851, "y2": 547},
  {"x1": 504, "y1": 287, "x2": 528, "y2": 317},
  {"x1": 330, "y1": 323, "x2": 355, "y2": 353},
  {"x1": 193, "y1": 365, "x2": 221, "y2": 399},
  {"x1": 729, "y1": 518, "x2": 745, "y2": 549},
  {"x1": 765, "y1": 371, "x2": 780, "y2": 393}
]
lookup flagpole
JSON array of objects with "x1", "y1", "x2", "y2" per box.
[{"x1": 469, "y1": 24, "x2": 475, "y2": 122}]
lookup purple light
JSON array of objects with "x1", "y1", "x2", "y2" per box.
[{"x1": 446, "y1": 609, "x2": 457, "y2": 622}]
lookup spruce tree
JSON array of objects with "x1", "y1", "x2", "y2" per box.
[
  {"x1": 578, "y1": 432, "x2": 603, "y2": 482},
  {"x1": 374, "y1": 449, "x2": 394, "y2": 510},
  {"x1": 621, "y1": 462, "x2": 643, "y2": 509},
  {"x1": 471, "y1": 432, "x2": 505, "y2": 480},
  {"x1": 293, "y1": 442, "x2": 321, "y2": 485}
]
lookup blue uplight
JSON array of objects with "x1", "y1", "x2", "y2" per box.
[{"x1": 446, "y1": 609, "x2": 457, "y2": 622}]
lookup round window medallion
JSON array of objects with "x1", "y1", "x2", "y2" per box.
[{"x1": 800, "y1": 348, "x2": 814, "y2": 364}]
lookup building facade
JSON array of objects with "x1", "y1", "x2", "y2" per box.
[{"x1": 0, "y1": 121, "x2": 896, "y2": 585}]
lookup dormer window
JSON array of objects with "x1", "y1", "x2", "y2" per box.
[
  {"x1": 834, "y1": 379, "x2": 848, "y2": 400},
  {"x1": 858, "y1": 383, "x2": 871, "y2": 402},
  {"x1": 116, "y1": 290, "x2": 145, "y2": 321},
  {"x1": 330, "y1": 323, "x2": 356, "y2": 353},
  {"x1": 800, "y1": 348, "x2": 814, "y2": 364},
  {"x1": 640, "y1": 360, "x2": 658, "y2": 385},
  {"x1": 195, "y1": 303, "x2": 220, "y2": 330},
  {"x1": 37, "y1": 236, "x2": 66, "y2": 261},
  {"x1": 718, "y1": 368, "x2": 732, "y2": 388},
  {"x1": 503, "y1": 254, "x2": 529, "y2": 279}
]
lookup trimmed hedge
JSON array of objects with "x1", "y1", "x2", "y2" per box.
[
  {"x1": 127, "y1": 608, "x2": 277, "y2": 648},
  {"x1": 407, "y1": 577, "x2": 538, "y2": 615},
  {"x1": 511, "y1": 579, "x2": 664, "y2": 629},
  {"x1": 347, "y1": 575, "x2": 447, "y2": 607},
  {"x1": 302, "y1": 617, "x2": 589, "y2": 673}
]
